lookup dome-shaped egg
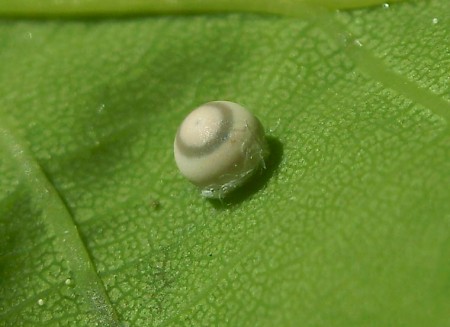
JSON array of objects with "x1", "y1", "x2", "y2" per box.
[{"x1": 174, "y1": 101, "x2": 269, "y2": 198}]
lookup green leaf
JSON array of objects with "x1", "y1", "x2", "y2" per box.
[
  {"x1": 0, "y1": 0, "x2": 405, "y2": 16},
  {"x1": 1, "y1": 0, "x2": 449, "y2": 326}
]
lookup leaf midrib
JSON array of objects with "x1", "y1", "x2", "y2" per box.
[{"x1": 0, "y1": 118, "x2": 121, "y2": 326}]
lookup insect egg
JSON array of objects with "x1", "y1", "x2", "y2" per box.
[{"x1": 174, "y1": 101, "x2": 269, "y2": 199}]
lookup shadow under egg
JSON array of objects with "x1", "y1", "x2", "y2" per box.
[{"x1": 208, "y1": 136, "x2": 283, "y2": 209}]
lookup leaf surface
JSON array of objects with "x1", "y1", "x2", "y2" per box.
[{"x1": 0, "y1": 0, "x2": 449, "y2": 326}]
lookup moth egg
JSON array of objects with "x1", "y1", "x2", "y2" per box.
[{"x1": 174, "y1": 101, "x2": 269, "y2": 199}]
